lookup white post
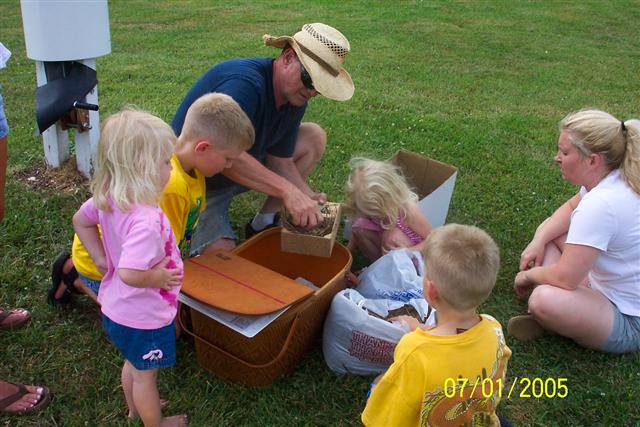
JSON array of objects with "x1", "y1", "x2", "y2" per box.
[
  {"x1": 21, "y1": 0, "x2": 110, "y2": 178},
  {"x1": 35, "y1": 60, "x2": 69, "y2": 168},
  {"x1": 74, "y1": 58, "x2": 99, "y2": 179}
]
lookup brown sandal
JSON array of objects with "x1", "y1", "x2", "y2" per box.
[
  {"x1": 507, "y1": 314, "x2": 546, "y2": 341},
  {"x1": 0, "y1": 381, "x2": 51, "y2": 415},
  {"x1": 0, "y1": 308, "x2": 31, "y2": 331}
]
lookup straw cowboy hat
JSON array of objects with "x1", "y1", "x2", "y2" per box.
[{"x1": 263, "y1": 23, "x2": 354, "y2": 101}]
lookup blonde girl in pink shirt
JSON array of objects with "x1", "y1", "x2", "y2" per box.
[
  {"x1": 345, "y1": 157, "x2": 432, "y2": 262},
  {"x1": 73, "y1": 109, "x2": 187, "y2": 427}
]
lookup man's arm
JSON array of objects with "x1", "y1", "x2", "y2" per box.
[
  {"x1": 222, "y1": 152, "x2": 323, "y2": 227},
  {"x1": 265, "y1": 154, "x2": 326, "y2": 203}
]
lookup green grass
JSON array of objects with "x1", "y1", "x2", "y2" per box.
[{"x1": 2, "y1": 1, "x2": 640, "y2": 426}]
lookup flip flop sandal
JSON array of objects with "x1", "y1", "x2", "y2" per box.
[
  {"x1": 48, "y1": 251, "x2": 79, "y2": 307},
  {"x1": 0, "y1": 309, "x2": 31, "y2": 331},
  {"x1": 0, "y1": 382, "x2": 51, "y2": 415}
]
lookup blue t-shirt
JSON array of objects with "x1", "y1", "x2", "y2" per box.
[{"x1": 171, "y1": 58, "x2": 307, "y2": 190}]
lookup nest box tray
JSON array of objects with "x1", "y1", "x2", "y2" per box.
[
  {"x1": 281, "y1": 202, "x2": 342, "y2": 258},
  {"x1": 181, "y1": 251, "x2": 313, "y2": 315}
]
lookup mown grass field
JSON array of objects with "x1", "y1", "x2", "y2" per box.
[{"x1": 1, "y1": 1, "x2": 639, "y2": 426}]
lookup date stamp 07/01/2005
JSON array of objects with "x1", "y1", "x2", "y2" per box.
[{"x1": 443, "y1": 377, "x2": 569, "y2": 400}]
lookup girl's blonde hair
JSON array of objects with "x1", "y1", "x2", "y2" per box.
[
  {"x1": 344, "y1": 157, "x2": 418, "y2": 228},
  {"x1": 560, "y1": 109, "x2": 640, "y2": 194},
  {"x1": 91, "y1": 108, "x2": 176, "y2": 211}
]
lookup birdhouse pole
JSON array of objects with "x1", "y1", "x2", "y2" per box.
[{"x1": 20, "y1": 0, "x2": 111, "y2": 179}]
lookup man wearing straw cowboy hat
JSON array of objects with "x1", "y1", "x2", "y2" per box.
[{"x1": 172, "y1": 23, "x2": 354, "y2": 255}]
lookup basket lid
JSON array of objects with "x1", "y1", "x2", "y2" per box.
[{"x1": 181, "y1": 251, "x2": 313, "y2": 315}]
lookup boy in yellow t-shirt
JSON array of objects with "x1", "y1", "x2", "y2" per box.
[
  {"x1": 362, "y1": 224, "x2": 511, "y2": 427},
  {"x1": 48, "y1": 93, "x2": 254, "y2": 306}
]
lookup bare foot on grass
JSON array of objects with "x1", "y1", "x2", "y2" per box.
[
  {"x1": 160, "y1": 414, "x2": 189, "y2": 426},
  {"x1": 128, "y1": 399, "x2": 170, "y2": 420}
]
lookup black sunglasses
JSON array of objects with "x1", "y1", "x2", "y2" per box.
[{"x1": 298, "y1": 60, "x2": 315, "y2": 90}]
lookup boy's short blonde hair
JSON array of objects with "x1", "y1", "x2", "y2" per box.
[
  {"x1": 180, "y1": 93, "x2": 254, "y2": 151},
  {"x1": 344, "y1": 157, "x2": 418, "y2": 228},
  {"x1": 92, "y1": 108, "x2": 175, "y2": 212},
  {"x1": 423, "y1": 224, "x2": 500, "y2": 310}
]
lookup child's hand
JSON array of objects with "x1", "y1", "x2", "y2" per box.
[
  {"x1": 389, "y1": 315, "x2": 421, "y2": 331},
  {"x1": 381, "y1": 226, "x2": 412, "y2": 254},
  {"x1": 150, "y1": 257, "x2": 182, "y2": 290},
  {"x1": 345, "y1": 270, "x2": 361, "y2": 286},
  {"x1": 95, "y1": 256, "x2": 108, "y2": 275}
]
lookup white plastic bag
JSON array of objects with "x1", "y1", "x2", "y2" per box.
[
  {"x1": 0, "y1": 43, "x2": 10, "y2": 69},
  {"x1": 322, "y1": 249, "x2": 437, "y2": 375},
  {"x1": 356, "y1": 249, "x2": 426, "y2": 303},
  {"x1": 322, "y1": 288, "x2": 436, "y2": 375}
]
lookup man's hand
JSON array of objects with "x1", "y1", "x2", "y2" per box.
[
  {"x1": 283, "y1": 187, "x2": 323, "y2": 228},
  {"x1": 310, "y1": 192, "x2": 327, "y2": 205}
]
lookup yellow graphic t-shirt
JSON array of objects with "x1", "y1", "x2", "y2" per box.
[
  {"x1": 71, "y1": 154, "x2": 205, "y2": 279},
  {"x1": 160, "y1": 154, "x2": 205, "y2": 258},
  {"x1": 362, "y1": 314, "x2": 511, "y2": 427},
  {"x1": 72, "y1": 228, "x2": 103, "y2": 280}
]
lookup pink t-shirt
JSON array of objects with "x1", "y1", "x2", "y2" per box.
[{"x1": 79, "y1": 198, "x2": 184, "y2": 329}]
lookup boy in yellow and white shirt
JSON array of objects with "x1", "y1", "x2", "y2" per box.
[
  {"x1": 362, "y1": 224, "x2": 511, "y2": 427},
  {"x1": 50, "y1": 93, "x2": 254, "y2": 306}
]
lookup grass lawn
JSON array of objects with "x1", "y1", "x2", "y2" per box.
[{"x1": 2, "y1": 1, "x2": 640, "y2": 426}]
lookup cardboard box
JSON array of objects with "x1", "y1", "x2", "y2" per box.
[
  {"x1": 344, "y1": 150, "x2": 457, "y2": 239},
  {"x1": 389, "y1": 149, "x2": 458, "y2": 229},
  {"x1": 281, "y1": 202, "x2": 342, "y2": 258}
]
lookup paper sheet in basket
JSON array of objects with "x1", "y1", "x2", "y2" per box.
[{"x1": 182, "y1": 251, "x2": 313, "y2": 315}]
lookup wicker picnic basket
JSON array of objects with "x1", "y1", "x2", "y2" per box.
[{"x1": 179, "y1": 227, "x2": 352, "y2": 387}]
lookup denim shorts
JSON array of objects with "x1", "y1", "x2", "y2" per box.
[
  {"x1": 602, "y1": 302, "x2": 640, "y2": 353},
  {"x1": 102, "y1": 315, "x2": 176, "y2": 370},
  {"x1": 0, "y1": 93, "x2": 9, "y2": 138},
  {"x1": 189, "y1": 183, "x2": 249, "y2": 256},
  {"x1": 78, "y1": 273, "x2": 101, "y2": 294}
]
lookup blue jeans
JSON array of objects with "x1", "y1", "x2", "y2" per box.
[
  {"x1": 78, "y1": 273, "x2": 101, "y2": 295},
  {"x1": 189, "y1": 183, "x2": 249, "y2": 256},
  {"x1": 0, "y1": 92, "x2": 9, "y2": 138}
]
